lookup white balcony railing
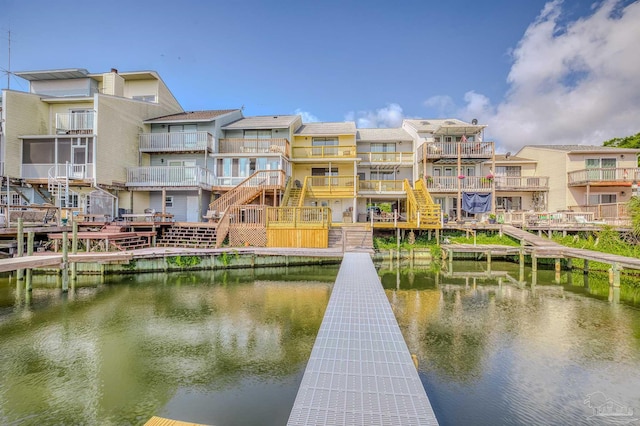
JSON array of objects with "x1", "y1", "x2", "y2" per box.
[
  {"x1": 218, "y1": 138, "x2": 290, "y2": 155},
  {"x1": 419, "y1": 141, "x2": 494, "y2": 159},
  {"x1": 56, "y1": 112, "x2": 95, "y2": 134},
  {"x1": 126, "y1": 166, "x2": 215, "y2": 188},
  {"x1": 424, "y1": 176, "x2": 492, "y2": 192},
  {"x1": 139, "y1": 132, "x2": 213, "y2": 152},
  {"x1": 358, "y1": 180, "x2": 405, "y2": 193},
  {"x1": 495, "y1": 176, "x2": 549, "y2": 190},
  {"x1": 358, "y1": 151, "x2": 414, "y2": 164},
  {"x1": 568, "y1": 167, "x2": 640, "y2": 185}
]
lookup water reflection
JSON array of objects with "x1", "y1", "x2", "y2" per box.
[
  {"x1": 383, "y1": 261, "x2": 640, "y2": 426},
  {"x1": 0, "y1": 265, "x2": 338, "y2": 426}
]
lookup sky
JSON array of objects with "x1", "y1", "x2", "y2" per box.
[{"x1": 1, "y1": 0, "x2": 639, "y2": 153}]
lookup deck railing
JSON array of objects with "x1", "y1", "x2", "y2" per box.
[
  {"x1": 266, "y1": 206, "x2": 332, "y2": 229},
  {"x1": 419, "y1": 141, "x2": 494, "y2": 159},
  {"x1": 291, "y1": 145, "x2": 356, "y2": 159},
  {"x1": 568, "y1": 167, "x2": 640, "y2": 185},
  {"x1": 56, "y1": 112, "x2": 95, "y2": 134},
  {"x1": 358, "y1": 180, "x2": 404, "y2": 193},
  {"x1": 126, "y1": 166, "x2": 215, "y2": 187},
  {"x1": 139, "y1": 132, "x2": 213, "y2": 152},
  {"x1": 209, "y1": 170, "x2": 286, "y2": 215},
  {"x1": 358, "y1": 151, "x2": 413, "y2": 164},
  {"x1": 495, "y1": 176, "x2": 549, "y2": 190},
  {"x1": 218, "y1": 138, "x2": 290, "y2": 156},
  {"x1": 424, "y1": 176, "x2": 492, "y2": 192},
  {"x1": 304, "y1": 175, "x2": 357, "y2": 197},
  {"x1": 568, "y1": 202, "x2": 629, "y2": 219}
]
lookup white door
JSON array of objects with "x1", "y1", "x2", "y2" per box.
[{"x1": 186, "y1": 196, "x2": 199, "y2": 222}]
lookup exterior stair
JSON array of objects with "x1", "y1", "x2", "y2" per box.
[
  {"x1": 328, "y1": 225, "x2": 373, "y2": 252},
  {"x1": 405, "y1": 179, "x2": 441, "y2": 228}
]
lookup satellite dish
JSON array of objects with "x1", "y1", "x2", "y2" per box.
[
  {"x1": 505, "y1": 152, "x2": 511, "y2": 159},
  {"x1": 471, "y1": 118, "x2": 478, "y2": 125}
]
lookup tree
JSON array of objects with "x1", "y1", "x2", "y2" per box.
[
  {"x1": 603, "y1": 132, "x2": 640, "y2": 165},
  {"x1": 628, "y1": 196, "x2": 640, "y2": 238}
]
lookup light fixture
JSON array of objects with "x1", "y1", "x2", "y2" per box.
[{"x1": 161, "y1": 158, "x2": 164, "y2": 163}]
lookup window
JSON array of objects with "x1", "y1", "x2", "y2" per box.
[
  {"x1": 496, "y1": 196, "x2": 522, "y2": 211},
  {"x1": 496, "y1": 166, "x2": 521, "y2": 177},
  {"x1": 132, "y1": 95, "x2": 156, "y2": 103},
  {"x1": 371, "y1": 143, "x2": 395, "y2": 152},
  {"x1": 312, "y1": 137, "x2": 338, "y2": 146},
  {"x1": 370, "y1": 171, "x2": 394, "y2": 180},
  {"x1": 0, "y1": 193, "x2": 23, "y2": 206},
  {"x1": 244, "y1": 130, "x2": 272, "y2": 139},
  {"x1": 587, "y1": 194, "x2": 617, "y2": 205},
  {"x1": 165, "y1": 196, "x2": 174, "y2": 208}
]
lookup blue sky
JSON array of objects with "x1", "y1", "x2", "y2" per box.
[{"x1": 1, "y1": 0, "x2": 639, "y2": 152}]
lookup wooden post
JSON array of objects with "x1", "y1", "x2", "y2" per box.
[
  {"x1": 566, "y1": 258, "x2": 573, "y2": 271},
  {"x1": 435, "y1": 229, "x2": 440, "y2": 245},
  {"x1": 531, "y1": 255, "x2": 537, "y2": 286},
  {"x1": 61, "y1": 232, "x2": 69, "y2": 292},
  {"x1": 17, "y1": 218, "x2": 24, "y2": 280},
  {"x1": 71, "y1": 221, "x2": 78, "y2": 280},
  {"x1": 583, "y1": 259, "x2": 589, "y2": 275},
  {"x1": 486, "y1": 251, "x2": 492, "y2": 274},
  {"x1": 555, "y1": 258, "x2": 561, "y2": 284},
  {"x1": 448, "y1": 249, "x2": 453, "y2": 272},
  {"x1": 26, "y1": 231, "x2": 34, "y2": 291},
  {"x1": 611, "y1": 263, "x2": 621, "y2": 288}
]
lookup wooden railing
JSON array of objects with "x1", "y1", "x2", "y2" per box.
[
  {"x1": 126, "y1": 166, "x2": 215, "y2": 187},
  {"x1": 218, "y1": 138, "x2": 290, "y2": 156},
  {"x1": 413, "y1": 179, "x2": 441, "y2": 227},
  {"x1": 358, "y1": 151, "x2": 413, "y2": 164},
  {"x1": 304, "y1": 175, "x2": 357, "y2": 197},
  {"x1": 291, "y1": 145, "x2": 356, "y2": 158},
  {"x1": 568, "y1": 167, "x2": 640, "y2": 185},
  {"x1": 139, "y1": 132, "x2": 213, "y2": 152},
  {"x1": 208, "y1": 170, "x2": 285, "y2": 215},
  {"x1": 359, "y1": 180, "x2": 404, "y2": 193},
  {"x1": 495, "y1": 176, "x2": 549, "y2": 190},
  {"x1": 418, "y1": 141, "x2": 494, "y2": 159},
  {"x1": 266, "y1": 207, "x2": 331, "y2": 229},
  {"x1": 568, "y1": 203, "x2": 629, "y2": 219},
  {"x1": 56, "y1": 112, "x2": 95, "y2": 134}
]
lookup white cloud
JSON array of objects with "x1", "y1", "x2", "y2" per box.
[
  {"x1": 424, "y1": 95, "x2": 456, "y2": 116},
  {"x1": 345, "y1": 103, "x2": 405, "y2": 128},
  {"x1": 485, "y1": 0, "x2": 640, "y2": 152},
  {"x1": 294, "y1": 108, "x2": 320, "y2": 123}
]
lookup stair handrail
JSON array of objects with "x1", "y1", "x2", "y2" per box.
[
  {"x1": 209, "y1": 170, "x2": 285, "y2": 214},
  {"x1": 297, "y1": 176, "x2": 311, "y2": 207},
  {"x1": 281, "y1": 176, "x2": 293, "y2": 206}
]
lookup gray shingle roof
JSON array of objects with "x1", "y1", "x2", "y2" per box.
[
  {"x1": 526, "y1": 144, "x2": 640, "y2": 153},
  {"x1": 295, "y1": 122, "x2": 356, "y2": 136},
  {"x1": 144, "y1": 110, "x2": 239, "y2": 123},
  {"x1": 222, "y1": 115, "x2": 301, "y2": 129},
  {"x1": 356, "y1": 128, "x2": 413, "y2": 142}
]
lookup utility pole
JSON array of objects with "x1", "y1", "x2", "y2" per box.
[{"x1": 7, "y1": 30, "x2": 11, "y2": 89}]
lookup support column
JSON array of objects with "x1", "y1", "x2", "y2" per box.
[
  {"x1": 555, "y1": 258, "x2": 561, "y2": 284},
  {"x1": 583, "y1": 259, "x2": 589, "y2": 275},
  {"x1": 17, "y1": 218, "x2": 24, "y2": 280},
  {"x1": 162, "y1": 188, "x2": 167, "y2": 214},
  {"x1": 61, "y1": 232, "x2": 69, "y2": 293},
  {"x1": 71, "y1": 221, "x2": 78, "y2": 280},
  {"x1": 26, "y1": 232, "x2": 34, "y2": 292},
  {"x1": 486, "y1": 251, "x2": 492, "y2": 274},
  {"x1": 531, "y1": 255, "x2": 538, "y2": 286}
]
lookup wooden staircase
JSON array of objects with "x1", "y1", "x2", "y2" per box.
[
  {"x1": 405, "y1": 179, "x2": 441, "y2": 229},
  {"x1": 157, "y1": 224, "x2": 218, "y2": 248},
  {"x1": 328, "y1": 226, "x2": 373, "y2": 252}
]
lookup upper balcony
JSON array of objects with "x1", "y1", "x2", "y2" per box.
[
  {"x1": 56, "y1": 112, "x2": 95, "y2": 135},
  {"x1": 139, "y1": 132, "x2": 213, "y2": 153},
  {"x1": 495, "y1": 176, "x2": 549, "y2": 191},
  {"x1": 126, "y1": 166, "x2": 215, "y2": 190},
  {"x1": 357, "y1": 152, "x2": 413, "y2": 167},
  {"x1": 358, "y1": 180, "x2": 405, "y2": 194},
  {"x1": 418, "y1": 141, "x2": 494, "y2": 160},
  {"x1": 424, "y1": 176, "x2": 492, "y2": 192},
  {"x1": 302, "y1": 175, "x2": 357, "y2": 198},
  {"x1": 568, "y1": 167, "x2": 640, "y2": 186},
  {"x1": 218, "y1": 138, "x2": 289, "y2": 156},
  {"x1": 291, "y1": 145, "x2": 357, "y2": 161}
]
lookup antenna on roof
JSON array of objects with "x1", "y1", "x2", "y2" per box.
[
  {"x1": 505, "y1": 152, "x2": 511, "y2": 159},
  {"x1": 6, "y1": 30, "x2": 11, "y2": 89},
  {"x1": 471, "y1": 118, "x2": 478, "y2": 125}
]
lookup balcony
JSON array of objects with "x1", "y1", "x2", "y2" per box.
[
  {"x1": 424, "y1": 176, "x2": 492, "y2": 192},
  {"x1": 358, "y1": 151, "x2": 413, "y2": 166},
  {"x1": 358, "y1": 180, "x2": 405, "y2": 194},
  {"x1": 303, "y1": 175, "x2": 356, "y2": 197},
  {"x1": 218, "y1": 138, "x2": 290, "y2": 156},
  {"x1": 418, "y1": 141, "x2": 494, "y2": 160},
  {"x1": 292, "y1": 145, "x2": 356, "y2": 160},
  {"x1": 568, "y1": 167, "x2": 640, "y2": 186},
  {"x1": 495, "y1": 176, "x2": 549, "y2": 191},
  {"x1": 56, "y1": 112, "x2": 95, "y2": 135},
  {"x1": 139, "y1": 132, "x2": 213, "y2": 152},
  {"x1": 126, "y1": 166, "x2": 215, "y2": 189}
]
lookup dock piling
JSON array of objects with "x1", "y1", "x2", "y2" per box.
[
  {"x1": 17, "y1": 218, "x2": 24, "y2": 280},
  {"x1": 26, "y1": 232, "x2": 34, "y2": 291},
  {"x1": 61, "y1": 232, "x2": 69, "y2": 292}
]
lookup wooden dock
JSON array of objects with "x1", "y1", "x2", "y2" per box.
[{"x1": 144, "y1": 416, "x2": 208, "y2": 426}]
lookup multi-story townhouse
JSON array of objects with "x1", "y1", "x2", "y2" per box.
[
  {"x1": 405, "y1": 118, "x2": 494, "y2": 221},
  {"x1": 125, "y1": 109, "x2": 243, "y2": 221},
  {"x1": 355, "y1": 128, "x2": 415, "y2": 219},
  {"x1": 1, "y1": 68, "x2": 183, "y2": 219},
  {"x1": 483, "y1": 153, "x2": 550, "y2": 213},
  {"x1": 517, "y1": 145, "x2": 640, "y2": 217},
  {"x1": 217, "y1": 115, "x2": 299, "y2": 187},
  {"x1": 290, "y1": 122, "x2": 359, "y2": 223}
]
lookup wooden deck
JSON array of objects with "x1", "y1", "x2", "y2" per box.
[
  {"x1": 144, "y1": 416, "x2": 208, "y2": 426},
  {"x1": 0, "y1": 252, "x2": 133, "y2": 273}
]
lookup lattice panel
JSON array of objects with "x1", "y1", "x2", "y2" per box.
[{"x1": 229, "y1": 226, "x2": 266, "y2": 247}]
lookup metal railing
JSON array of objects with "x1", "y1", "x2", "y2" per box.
[
  {"x1": 218, "y1": 138, "x2": 290, "y2": 156},
  {"x1": 56, "y1": 112, "x2": 95, "y2": 134},
  {"x1": 568, "y1": 167, "x2": 640, "y2": 185},
  {"x1": 266, "y1": 206, "x2": 332, "y2": 229},
  {"x1": 358, "y1": 151, "x2": 413, "y2": 164},
  {"x1": 139, "y1": 131, "x2": 213, "y2": 152},
  {"x1": 291, "y1": 145, "x2": 356, "y2": 158},
  {"x1": 418, "y1": 141, "x2": 494, "y2": 159},
  {"x1": 126, "y1": 166, "x2": 215, "y2": 187}
]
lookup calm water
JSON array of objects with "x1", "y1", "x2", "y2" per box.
[{"x1": 1, "y1": 261, "x2": 639, "y2": 425}]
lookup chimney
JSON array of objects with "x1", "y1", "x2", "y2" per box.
[{"x1": 110, "y1": 68, "x2": 118, "y2": 74}]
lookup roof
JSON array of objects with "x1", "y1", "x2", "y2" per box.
[
  {"x1": 488, "y1": 154, "x2": 537, "y2": 163},
  {"x1": 222, "y1": 115, "x2": 300, "y2": 130},
  {"x1": 295, "y1": 122, "x2": 356, "y2": 136},
  {"x1": 144, "y1": 110, "x2": 240, "y2": 123},
  {"x1": 14, "y1": 68, "x2": 90, "y2": 81},
  {"x1": 403, "y1": 118, "x2": 486, "y2": 135},
  {"x1": 356, "y1": 128, "x2": 412, "y2": 142},
  {"x1": 523, "y1": 144, "x2": 640, "y2": 153}
]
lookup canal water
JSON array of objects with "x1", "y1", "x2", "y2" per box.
[{"x1": 1, "y1": 261, "x2": 639, "y2": 425}]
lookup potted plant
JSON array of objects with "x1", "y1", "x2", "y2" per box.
[
  {"x1": 457, "y1": 174, "x2": 466, "y2": 180},
  {"x1": 425, "y1": 175, "x2": 434, "y2": 184},
  {"x1": 443, "y1": 213, "x2": 449, "y2": 224},
  {"x1": 488, "y1": 213, "x2": 497, "y2": 224}
]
